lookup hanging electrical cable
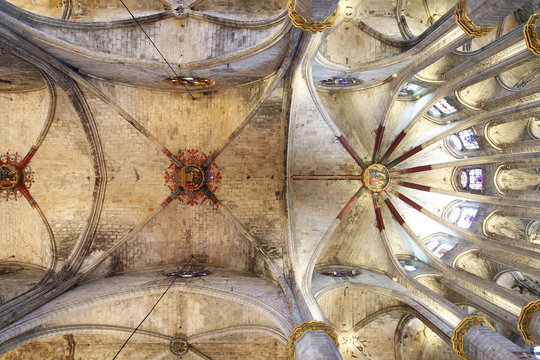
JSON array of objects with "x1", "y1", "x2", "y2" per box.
[
  {"x1": 111, "y1": 275, "x2": 177, "y2": 359},
  {"x1": 119, "y1": 0, "x2": 196, "y2": 100}
]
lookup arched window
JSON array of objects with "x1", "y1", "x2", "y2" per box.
[
  {"x1": 448, "y1": 206, "x2": 478, "y2": 229},
  {"x1": 319, "y1": 268, "x2": 360, "y2": 277},
  {"x1": 399, "y1": 258, "x2": 424, "y2": 272},
  {"x1": 428, "y1": 98, "x2": 457, "y2": 117},
  {"x1": 399, "y1": 82, "x2": 423, "y2": 97},
  {"x1": 319, "y1": 76, "x2": 362, "y2": 87},
  {"x1": 533, "y1": 345, "x2": 540, "y2": 359},
  {"x1": 457, "y1": 168, "x2": 483, "y2": 191},
  {"x1": 425, "y1": 240, "x2": 455, "y2": 258},
  {"x1": 449, "y1": 129, "x2": 480, "y2": 151}
]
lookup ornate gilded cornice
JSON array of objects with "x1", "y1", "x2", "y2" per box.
[
  {"x1": 287, "y1": 0, "x2": 339, "y2": 34},
  {"x1": 524, "y1": 12, "x2": 540, "y2": 56},
  {"x1": 287, "y1": 321, "x2": 338, "y2": 359},
  {"x1": 451, "y1": 316, "x2": 495, "y2": 360},
  {"x1": 454, "y1": 0, "x2": 496, "y2": 37},
  {"x1": 518, "y1": 299, "x2": 540, "y2": 345}
]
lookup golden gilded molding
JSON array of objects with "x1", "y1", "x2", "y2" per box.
[
  {"x1": 287, "y1": 321, "x2": 339, "y2": 359},
  {"x1": 454, "y1": 0, "x2": 495, "y2": 37},
  {"x1": 287, "y1": 0, "x2": 339, "y2": 34},
  {"x1": 518, "y1": 299, "x2": 540, "y2": 345},
  {"x1": 524, "y1": 12, "x2": 540, "y2": 56},
  {"x1": 451, "y1": 316, "x2": 495, "y2": 360}
]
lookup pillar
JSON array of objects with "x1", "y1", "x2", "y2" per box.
[
  {"x1": 288, "y1": 321, "x2": 342, "y2": 360},
  {"x1": 295, "y1": 332, "x2": 342, "y2": 359}
]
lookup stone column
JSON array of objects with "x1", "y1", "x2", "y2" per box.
[
  {"x1": 439, "y1": 277, "x2": 523, "y2": 328},
  {"x1": 292, "y1": 0, "x2": 338, "y2": 22},
  {"x1": 465, "y1": 0, "x2": 530, "y2": 29},
  {"x1": 462, "y1": 325, "x2": 534, "y2": 360},
  {"x1": 295, "y1": 331, "x2": 343, "y2": 360}
]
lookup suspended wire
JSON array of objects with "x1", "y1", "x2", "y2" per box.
[
  {"x1": 119, "y1": 0, "x2": 177, "y2": 77},
  {"x1": 119, "y1": 0, "x2": 196, "y2": 100},
  {"x1": 112, "y1": 276, "x2": 177, "y2": 360}
]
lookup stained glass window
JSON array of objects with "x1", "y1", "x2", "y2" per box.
[
  {"x1": 399, "y1": 83, "x2": 422, "y2": 97},
  {"x1": 532, "y1": 345, "x2": 540, "y2": 359},
  {"x1": 426, "y1": 240, "x2": 438, "y2": 252},
  {"x1": 458, "y1": 129, "x2": 479, "y2": 150},
  {"x1": 460, "y1": 171, "x2": 469, "y2": 188},
  {"x1": 433, "y1": 243, "x2": 454, "y2": 258},
  {"x1": 458, "y1": 169, "x2": 483, "y2": 190},
  {"x1": 319, "y1": 77, "x2": 362, "y2": 86},
  {"x1": 399, "y1": 259, "x2": 420, "y2": 272},
  {"x1": 450, "y1": 134, "x2": 463, "y2": 150},
  {"x1": 425, "y1": 241, "x2": 454, "y2": 258},
  {"x1": 448, "y1": 206, "x2": 477, "y2": 229},
  {"x1": 456, "y1": 208, "x2": 477, "y2": 229},
  {"x1": 428, "y1": 107, "x2": 441, "y2": 117},
  {"x1": 449, "y1": 129, "x2": 480, "y2": 151},
  {"x1": 448, "y1": 207, "x2": 462, "y2": 224},
  {"x1": 468, "y1": 169, "x2": 483, "y2": 190},
  {"x1": 428, "y1": 98, "x2": 457, "y2": 117}
]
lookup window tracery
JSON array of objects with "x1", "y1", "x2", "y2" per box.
[
  {"x1": 459, "y1": 169, "x2": 483, "y2": 190},
  {"x1": 319, "y1": 268, "x2": 360, "y2": 277},
  {"x1": 533, "y1": 345, "x2": 540, "y2": 359},
  {"x1": 426, "y1": 240, "x2": 455, "y2": 258},
  {"x1": 450, "y1": 129, "x2": 480, "y2": 151},
  {"x1": 428, "y1": 98, "x2": 457, "y2": 117},
  {"x1": 399, "y1": 258, "x2": 424, "y2": 272},
  {"x1": 399, "y1": 82, "x2": 423, "y2": 97},
  {"x1": 318, "y1": 76, "x2": 362, "y2": 87},
  {"x1": 447, "y1": 206, "x2": 477, "y2": 229}
]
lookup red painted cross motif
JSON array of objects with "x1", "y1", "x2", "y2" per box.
[
  {"x1": 0, "y1": 151, "x2": 36, "y2": 205},
  {"x1": 162, "y1": 148, "x2": 221, "y2": 206}
]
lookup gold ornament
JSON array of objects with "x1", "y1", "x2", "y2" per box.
[
  {"x1": 524, "y1": 12, "x2": 540, "y2": 56},
  {"x1": 518, "y1": 299, "x2": 540, "y2": 345},
  {"x1": 454, "y1": 0, "x2": 495, "y2": 37},
  {"x1": 287, "y1": 321, "x2": 338, "y2": 359},
  {"x1": 451, "y1": 316, "x2": 495, "y2": 360},
  {"x1": 287, "y1": 0, "x2": 339, "y2": 34}
]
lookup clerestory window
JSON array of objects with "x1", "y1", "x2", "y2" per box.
[
  {"x1": 459, "y1": 169, "x2": 483, "y2": 191},
  {"x1": 399, "y1": 82, "x2": 422, "y2": 97},
  {"x1": 449, "y1": 128, "x2": 480, "y2": 151},
  {"x1": 448, "y1": 206, "x2": 477, "y2": 229},
  {"x1": 428, "y1": 98, "x2": 457, "y2": 117},
  {"x1": 426, "y1": 240, "x2": 454, "y2": 258}
]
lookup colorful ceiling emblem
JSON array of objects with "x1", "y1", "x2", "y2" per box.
[
  {"x1": 178, "y1": 165, "x2": 205, "y2": 191},
  {"x1": 163, "y1": 149, "x2": 221, "y2": 206},
  {"x1": 0, "y1": 164, "x2": 20, "y2": 190},
  {"x1": 0, "y1": 152, "x2": 34, "y2": 202},
  {"x1": 363, "y1": 164, "x2": 390, "y2": 192}
]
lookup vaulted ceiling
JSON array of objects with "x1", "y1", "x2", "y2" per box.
[{"x1": 0, "y1": 0, "x2": 539, "y2": 359}]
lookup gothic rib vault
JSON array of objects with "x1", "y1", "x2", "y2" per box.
[{"x1": 0, "y1": 0, "x2": 539, "y2": 359}]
